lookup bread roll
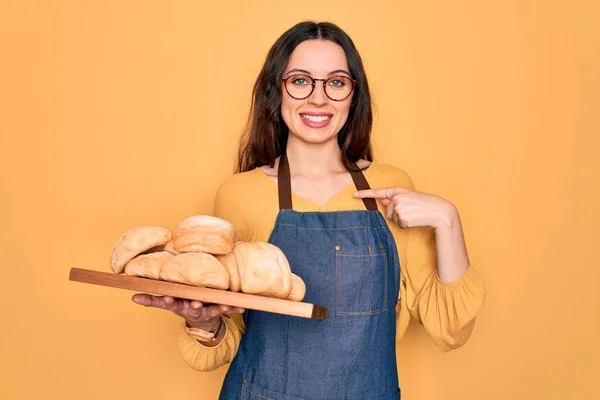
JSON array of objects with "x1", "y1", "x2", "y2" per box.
[
  {"x1": 173, "y1": 215, "x2": 235, "y2": 255},
  {"x1": 288, "y1": 273, "x2": 306, "y2": 301},
  {"x1": 234, "y1": 242, "x2": 292, "y2": 298},
  {"x1": 216, "y1": 252, "x2": 241, "y2": 292},
  {"x1": 124, "y1": 251, "x2": 173, "y2": 279},
  {"x1": 110, "y1": 226, "x2": 172, "y2": 273},
  {"x1": 163, "y1": 240, "x2": 180, "y2": 255},
  {"x1": 160, "y1": 252, "x2": 230, "y2": 290}
]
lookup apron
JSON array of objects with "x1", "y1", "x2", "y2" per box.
[{"x1": 219, "y1": 154, "x2": 402, "y2": 400}]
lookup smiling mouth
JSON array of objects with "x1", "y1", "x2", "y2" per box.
[{"x1": 300, "y1": 114, "x2": 332, "y2": 122}]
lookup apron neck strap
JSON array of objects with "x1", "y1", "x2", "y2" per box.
[
  {"x1": 278, "y1": 153, "x2": 294, "y2": 210},
  {"x1": 277, "y1": 154, "x2": 378, "y2": 212},
  {"x1": 348, "y1": 163, "x2": 379, "y2": 211}
]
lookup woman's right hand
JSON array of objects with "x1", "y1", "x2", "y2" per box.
[{"x1": 131, "y1": 293, "x2": 245, "y2": 333}]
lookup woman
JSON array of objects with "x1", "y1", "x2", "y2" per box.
[{"x1": 133, "y1": 21, "x2": 486, "y2": 399}]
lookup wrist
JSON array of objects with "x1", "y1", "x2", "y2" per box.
[
  {"x1": 434, "y1": 203, "x2": 460, "y2": 231},
  {"x1": 185, "y1": 316, "x2": 224, "y2": 343},
  {"x1": 186, "y1": 316, "x2": 221, "y2": 331}
]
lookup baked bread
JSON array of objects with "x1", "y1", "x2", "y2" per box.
[
  {"x1": 160, "y1": 252, "x2": 230, "y2": 290},
  {"x1": 216, "y1": 251, "x2": 241, "y2": 292},
  {"x1": 173, "y1": 215, "x2": 235, "y2": 255},
  {"x1": 163, "y1": 240, "x2": 180, "y2": 255},
  {"x1": 110, "y1": 226, "x2": 172, "y2": 273},
  {"x1": 233, "y1": 242, "x2": 292, "y2": 298},
  {"x1": 124, "y1": 251, "x2": 173, "y2": 279},
  {"x1": 288, "y1": 273, "x2": 306, "y2": 301}
]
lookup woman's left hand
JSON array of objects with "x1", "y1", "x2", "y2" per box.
[{"x1": 354, "y1": 187, "x2": 458, "y2": 230}]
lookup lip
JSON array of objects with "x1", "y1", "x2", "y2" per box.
[
  {"x1": 300, "y1": 112, "x2": 333, "y2": 116},
  {"x1": 299, "y1": 112, "x2": 333, "y2": 129}
]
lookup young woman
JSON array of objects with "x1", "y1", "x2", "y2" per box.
[{"x1": 133, "y1": 21, "x2": 486, "y2": 400}]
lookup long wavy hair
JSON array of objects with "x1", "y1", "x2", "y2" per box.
[{"x1": 235, "y1": 21, "x2": 374, "y2": 173}]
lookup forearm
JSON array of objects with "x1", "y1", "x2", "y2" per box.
[{"x1": 434, "y1": 208, "x2": 470, "y2": 283}]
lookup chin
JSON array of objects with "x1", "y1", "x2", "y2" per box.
[{"x1": 294, "y1": 129, "x2": 338, "y2": 145}]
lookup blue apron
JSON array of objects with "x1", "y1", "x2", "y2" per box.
[{"x1": 220, "y1": 155, "x2": 401, "y2": 400}]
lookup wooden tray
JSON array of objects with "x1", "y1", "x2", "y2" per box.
[{"x1": 69, "y1": 268, "x2": 328, "y2": 320}]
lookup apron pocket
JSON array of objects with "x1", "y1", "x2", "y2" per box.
[
  {"x1": 335, "y1": 244, "x2": 388, "y2": 316},
  {"x1": 241, "y1": 379, "x2": 308, "y2": 400}
]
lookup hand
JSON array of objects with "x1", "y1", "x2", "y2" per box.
[
  {"x1": 132, "y1": 293, "x2": 245, "y2": 331},
  {"x1": 354, "y1": 187, "x2": 459, "y2": 230}
]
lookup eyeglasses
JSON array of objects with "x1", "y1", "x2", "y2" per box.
[{"x1": 281, "y1": 74, "x2": 357, "y2": 101}]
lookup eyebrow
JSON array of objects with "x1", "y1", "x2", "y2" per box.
[{"x1": 285, "y1": 68, "x2": 351, "y2": 77}]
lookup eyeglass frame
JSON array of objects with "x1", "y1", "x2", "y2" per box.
[{"x1": 281, "y1": 74, "x2": 358, "y2": 101}]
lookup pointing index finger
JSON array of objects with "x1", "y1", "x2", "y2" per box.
[{"x1": 354, "y1": 188, "x2": 398, "y2": 199}]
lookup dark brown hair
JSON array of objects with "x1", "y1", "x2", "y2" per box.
[{"x1": 236, "y1": 21, "x2": 373, "y2": 173}]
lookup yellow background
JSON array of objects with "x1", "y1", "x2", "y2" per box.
[{"x1": 1, "y1": 1, "x2": 598, "y2": 399}]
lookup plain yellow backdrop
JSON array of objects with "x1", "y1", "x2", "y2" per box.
[{"x1": 1, "y1": 1, "x2": 598, "y2": 399}]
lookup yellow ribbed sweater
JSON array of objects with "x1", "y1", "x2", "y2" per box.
[{"x1": 178, "y1": 161, "x2": 487, "y2": 371}]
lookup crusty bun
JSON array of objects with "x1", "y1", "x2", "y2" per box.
[
  {"x1": 288, "y1": 273, "x2": 306, "y2": 302},
  {"x1": 233, "y1": 242, "x2": 292, "y2": 298},
  {"x1": 160, "y1": 252, "x2": 230, "y2": 290},
  {"x1": 124, "y1": 251, "x2": 173, "y2": 279},
  {"x1": 216, "y1": 251, "x2": 241, "y2": 292},
  {"x1": 173, "y1": 215, "x2": 235, "y2": 255},
  {"x1": 163, "y1": 240, "x2": 180, "y2": 255},
  {"x1": 110, "y1": 226, "x2": 172, "y2": 273}
]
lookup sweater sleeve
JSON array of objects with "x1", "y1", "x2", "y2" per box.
[
  {"x1": 381, "y1": 166, "x2": 486, "y2": 352},
  {"x1": 178, "y1": 314, "x2": 246, "y2": 371},
  {"x1": 398, "y1": 225, "x2": 486, "y2": 352}
]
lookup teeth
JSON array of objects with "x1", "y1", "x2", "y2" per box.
[{"x1": 302, "y1": 114, "x2": 331, "y2": 122}]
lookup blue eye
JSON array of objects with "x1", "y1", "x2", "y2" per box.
[
  {"x1": 286, "y1": 74, "x2": 313, "y2": 86},
  {"x1": 291, "y1": 76, "x2": 312, "y2": 86},
  {"x1": 327, "y1": 76, "x2": 351, "y2": 89}
]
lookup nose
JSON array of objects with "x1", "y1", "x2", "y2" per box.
[{"x1": 307, "y1": 81, "x2": 328, "y2": 106}]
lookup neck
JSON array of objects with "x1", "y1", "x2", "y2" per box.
[{"x1": 285, "y1": 136, "x2": 344, "y2": 178}]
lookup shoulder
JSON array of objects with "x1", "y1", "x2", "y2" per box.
[
  {"x1": 214, "y1": 168, "x2": 279, "y2": 242},
  {"x1": 214, "y1": 169, "x2": 267, "y2": 215},
  {"x1": 367, "y1": 160, "x2": 416, "y2": 191},
  {"x1": 214, "y1": 167, "x2": 277, "y2": 216},
  {"x1": 215, "y1": 169, "x2": 266, "y2": 200}
]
